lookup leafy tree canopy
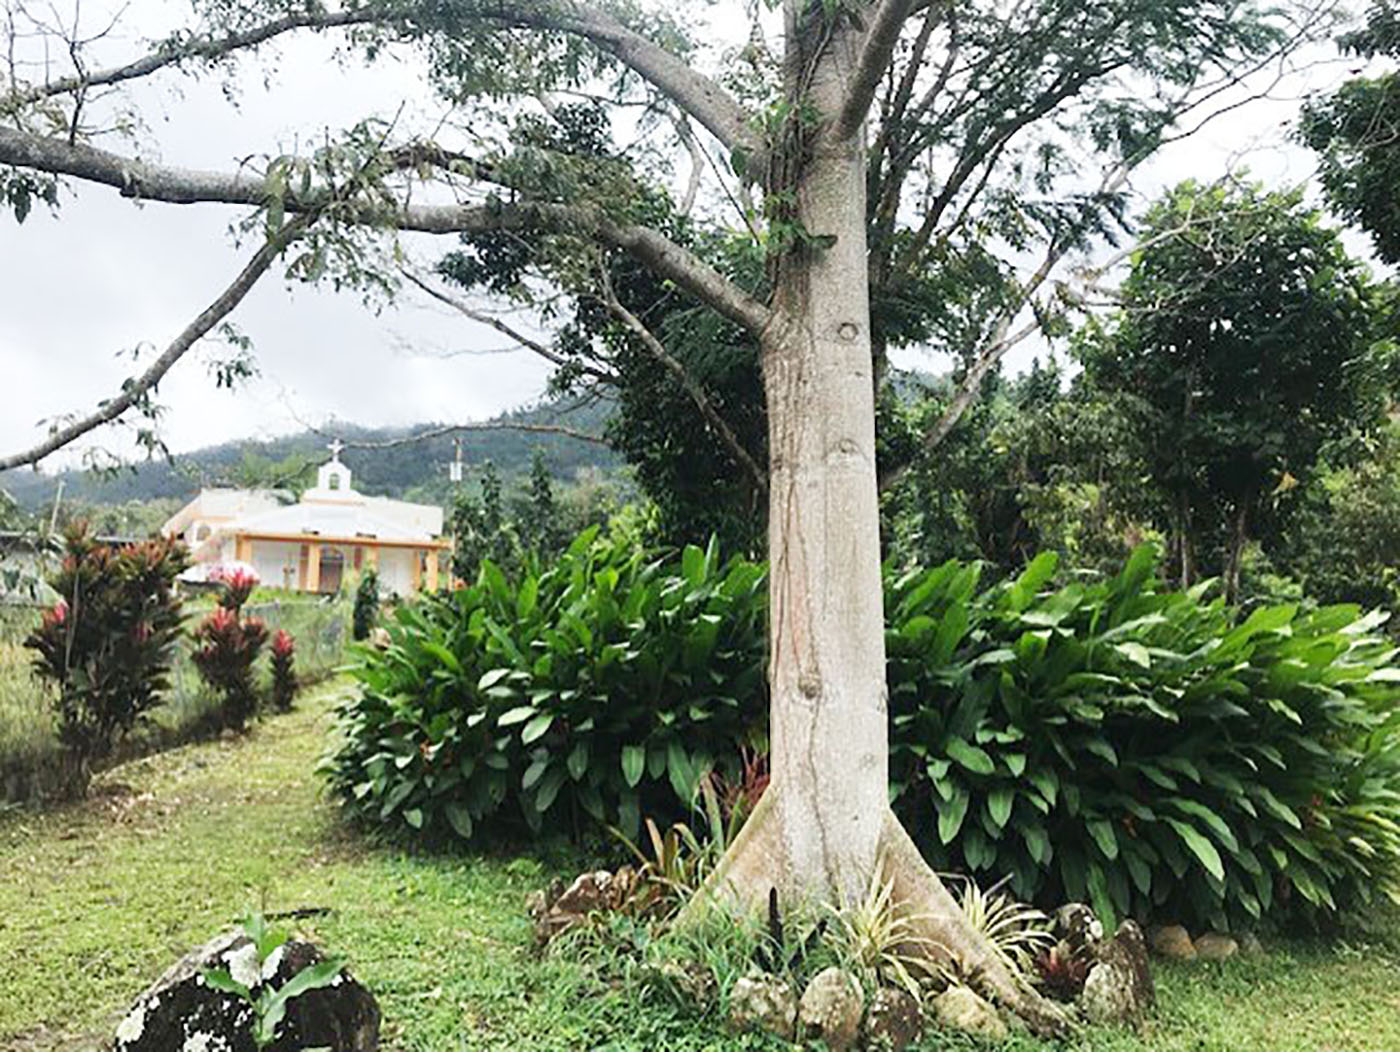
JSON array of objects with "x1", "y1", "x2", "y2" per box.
[{"x1": 1078, "y1": 178, "x2": 1390, "y2": 598}]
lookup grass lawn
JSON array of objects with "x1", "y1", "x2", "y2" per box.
[{"x1": 2, "y1": 682, "x2": 1398, "y2": 1051}]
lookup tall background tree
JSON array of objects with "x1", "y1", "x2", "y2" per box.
[{"x1": 1077, "y1": 178, "x2": 1385, "y2": 601}]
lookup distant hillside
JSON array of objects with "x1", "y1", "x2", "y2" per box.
[{"x1": 4, "y1": 397, "x2": 620, "y2": 511}]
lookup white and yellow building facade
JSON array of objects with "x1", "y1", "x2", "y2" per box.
[{"x1": 162, "y1": 447, "x2": 449, "y2": 595}]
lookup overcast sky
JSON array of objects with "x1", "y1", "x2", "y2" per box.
[{"x1": 0, "y1": 0, "x2": 1375, "y2": 474}]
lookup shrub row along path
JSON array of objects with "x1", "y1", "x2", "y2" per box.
[{"x1": 2, "y1": 683, "x2": 1399, "y2": 1051}]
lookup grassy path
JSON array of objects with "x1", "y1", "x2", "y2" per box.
[{"x1": 2, "y1": 684, "x2": 1399, "y2": 1051}]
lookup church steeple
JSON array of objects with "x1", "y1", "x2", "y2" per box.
[{"x1": 314, "y1": 439, "x2": 353, "y2": 494}]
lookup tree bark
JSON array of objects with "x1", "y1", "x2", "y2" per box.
[
  {"x1": 756, "y1": 24, "x2": 890, "y2": 905},
  {"x1": 685, "y1": 11, "x2": 1067, "y2": 1032}
]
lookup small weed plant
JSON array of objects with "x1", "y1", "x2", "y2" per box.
[{"x1": 202, "y1": 911, "x2": 344, "y2": 1051}]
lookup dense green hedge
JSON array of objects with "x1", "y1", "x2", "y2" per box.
[
  {"x1": 325, "y1": 535, "x2": 1400, "y2": 929},
  {"x1": 888, "y1": 548, "x2": 1400, "y2": 931},
  {"x1": 323, "y1": 529, "x2": 766, "y2": 842}
]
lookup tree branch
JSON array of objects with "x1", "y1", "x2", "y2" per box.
[
  {"x1": 479, "y1": 0, "x2": 763, "y2": 160},
  {"x1": 0, "y1": 214, "x2": 313, "y2": 474},
  {"x1": 0, "y1": 126, "x2": 773, "y2": 335},
  {"x1": 598, "y1": 269, "x2": 768, "y2": 495},
  {"x1": 836, "y1": 0, "x2": 919, "y2": 140},
  {"x1": 399, "y1": 267, "x2": 616, "y2": 383},
  {"x1": 321, "y1": 421, "x2": 609, "y2": 450},
  {"x1": 2, "y1": 9, "x2": 378, "y2": 114}
]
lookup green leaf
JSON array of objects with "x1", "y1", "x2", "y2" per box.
[
  {"x1": 1114, "y1": 641, "x2": 1151, "y2": 668},
  {"x1": 534, "y1": 767, "x2": 567, "y2": 812},
  {"x1": 521, "y1": 712, "x2": 555, "y2": 745},
  {"x1": 445, "y1": 802, "x2": 474, "y2": 840},
  {"x1": 260, "y1": 959, "x2": 345, "y2": 1042},
  {"x1": 1167, "y1": 818, "x2": 1225, "y2": 881},
  {"x1": 945, "y1": 736, "x2": 995, "y2": 775},
  {"x1": 987, "y1": 788, "x2": 1014, "y2": 829},
  {"x1": 498, "y1": 706, "x2": 537, "y2": 727},
  {"x1": 1023, "y1": 825, "x2": 1052, "y2": 865},
  {"x1": 201, "y1": 967, "x2": 251, "y2": 1002},
  {"x1": 1088, "y1": 818, "x2": 1119, "y2": 860},
  {"x1": 937, "y1": 788, "x2": 970, "y2": 845},
  {"x1": 621, "y1": 745, "x2": 645, "y2": 789},
  {"x1": 567, "y1": 741, "x2": 589, "y2": 781},
  {"x1": 478, "y1": 668, "x2": 512, "y2": 691}
]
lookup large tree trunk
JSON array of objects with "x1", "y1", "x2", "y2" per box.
[{"x1": 688, "y1": 14, "x2": 1068, "y2": 1035}]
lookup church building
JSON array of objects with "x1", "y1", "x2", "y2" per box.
[{"x1": 162, "y1": 443, "x2": 449, "y2": 595}]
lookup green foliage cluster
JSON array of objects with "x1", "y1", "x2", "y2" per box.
[
  {"x1": 323, "y1": 529, "x2": 767, "y2": 843},
  {"x1": 352, "y1": 568, "x2": 379, "y2": 641},
  {"x1": 24, "y1": 525, "x2": 188, "y2": 794},
  {"x1": 888, "y1": 548, "x2": 1400, "y2": 931},
  {"x1": 324, "y1": 525, "x2": 1400, "y2": 930},
  {"x1": 1077, "y1": 179, "x2": 1385, "y2": 599}
]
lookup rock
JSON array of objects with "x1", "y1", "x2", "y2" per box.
[
  {"x1": 798, "y1": 967, "x2": 864, "y2": 1050},
  {"x1": 533, "y1": 870, "x2": 628, "y2": 942},
  {"x1": 1194, "y1": 933, "x2": 1239, "y2": 961},
  {"x1": 728, "y1": 971, "x2": 798, "y2": 1040},
  {"x1": 369, "y1": 627, "x2": 392, "y2": 649},
  {"x1": 113, "y1": 930, "x2": 379, "y2": 1052},
  {"x1": 660, "y1": 960, "x2": 718, "y2": 1010},
  {"x1": 1238, "y1": 932, "x2": 1264, "y2": 957},
  {"x1": 1079, "y1": 920, "x2": 1155, "y2": 1027},
  {"x1": 930, "y1": 985, "x2": 1007, "y2": 1041},
  {"x1": 861, "y1": 986, "x2": 922, "y2": 1051},
  {"x1": 1054, "y1": 903, "x2": 1104, "y2": 954},
  {"x1": 1149, "y1": 924, "x2": 1197, "y2": 961}
]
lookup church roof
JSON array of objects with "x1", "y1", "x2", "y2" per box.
[{"x1": 231, "y1": 499, "x2": 436, "y2": 542}]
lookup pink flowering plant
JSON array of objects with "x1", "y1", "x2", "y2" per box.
[{"x1": 25, "y1": 525, "x2": 187, "y2": 795}]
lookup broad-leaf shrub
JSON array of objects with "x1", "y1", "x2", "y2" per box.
[
  {"x1": 326, "y1": 532, "x2": 1400, "y2": 929},
  {"x1": 887, "y1": 547, "x2": 1400, "y2": 930},
  {"x1": 25, "y1": 525, "x2": 187, "y2": 794},
  {"x1": 323, "y1": 529, "x2": 767, "y2": 842}
]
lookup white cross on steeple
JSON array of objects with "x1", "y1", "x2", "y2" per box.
[{"x1": 327, "y1": 438, "x2": 345, "y2": 461}]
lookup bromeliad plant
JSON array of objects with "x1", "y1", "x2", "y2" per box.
[
  {"x1": 25, "y1": 525, "x2": 187, "y2": 795},
  {"x1": 323, "y1": 528, "x2": 768, "y2": 843},
  {"x1": 887, "y1": 546, "x2": 1400, "y2": 931}
]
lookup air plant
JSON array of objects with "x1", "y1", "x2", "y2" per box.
[
  {"x1": 950, "y1": 875, "x2": 1055, "y2": 983},
  {"x1": 823, "y1": 856, "x2": 945, "y2": 999}
]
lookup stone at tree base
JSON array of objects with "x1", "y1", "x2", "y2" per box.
[
  {"x1": 1079, "y1": 920, "x2": 1155, "y2": 1027},
  {"x1": 113, "y1": 930, "x2": 379, "y2": 1052},
  {"x1": 1149, "y1": 925, "x2": 1197, "y2": 961},
  {"x1": 530, "y1": 868, "x2": 640, "y2": 942},
  {"x1": 798, "y1": 967, "x2": 864, "y2": 1050},
  {"x1": 860, "y1": 986, "x2": 922, "y2": 1051},
  {"x1": 1054, "y1": 903, "x2": 1104, "y2": 954},
  {"x1": 728, "y1": 972, "x2": 798, "y2": 1040},
  {"x1": 930, "y1": 986, "x2": 1008, "y2": 1041},
  {"x1": 1238, "y1": 932, "x2": 1264, "y2": 957},
  {"x1": 1193, "y1": 933, "x2": 1239, "y2": 961},
  {"x1": 659, "y1": 959, "x2": 718, "y2": 1010}
]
